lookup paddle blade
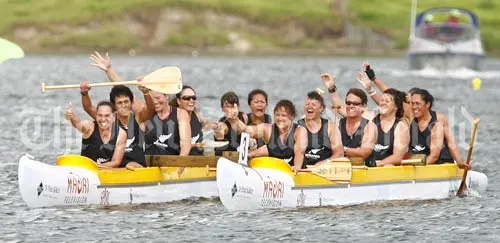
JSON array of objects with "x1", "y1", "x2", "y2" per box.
[
  {"x1": 143, "y1": 66, "x2": 182, "y2": 94},
  {"x1": 0, "y1": 38, "x2": 24, "y2": 63}
]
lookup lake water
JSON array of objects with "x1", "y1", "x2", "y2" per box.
[{"x1": 1, "y1": 55, "x2": 499, "y2": 242}]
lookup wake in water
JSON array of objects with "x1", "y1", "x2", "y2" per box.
[{"x1": 379, "y1": 67, "x2": 500, "y2": 80}]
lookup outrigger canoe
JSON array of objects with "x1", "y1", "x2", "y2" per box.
[
  {"x1": 18, "y1": 153, "x2": 238, "y2": 208},
  {"x1": 216, "y1": 157, "x2": 488, "y2": 211}
]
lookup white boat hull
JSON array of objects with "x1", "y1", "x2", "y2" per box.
[
  {"x1": 216, "y1": 157, "x2": 488, "y2": 211},
  {"x1": 18, "y1": 155, "x2": 218, "y2": 208}
]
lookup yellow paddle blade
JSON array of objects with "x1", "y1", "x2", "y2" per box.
[
  {"x1": 142, "y1": 66, "x2": 182, "y2": 94},
  {"x1": 305, "y1": 161, "x2": 352, "y2": 181},
  {"x1": 0, "y1": 38, "x2": 24, "y2": 63}
]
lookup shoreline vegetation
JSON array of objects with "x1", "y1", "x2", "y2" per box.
[{"x1": 2, "y1": 0, "x2": 499, "y2": 56}]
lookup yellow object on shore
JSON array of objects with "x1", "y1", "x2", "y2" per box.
[{"x1": 472, "y1": 77, "x2": 482, "y2": 90}]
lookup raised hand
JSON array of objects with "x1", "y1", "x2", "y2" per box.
[
  {"x1": 363, "y1": 61, "x2": 376, "y2": 81},
  {"x1": 320, "y1": 73, "x2": 336, "y2": 90},
  {"x1": 80, "y1": 81, "x2": 91, "y2": 94},
  {"x1": 357, "y1": 71, "x2": 375, "y2": 93},
  {"x1": 90, "y1": 51, "x2": 111, "y2": 72},
  {"x1": 65, "y1": 102, "x2": 74, "y2": 121},
  {"x1": 136, "y1": 76, "x2": 149, "y2": 93}
]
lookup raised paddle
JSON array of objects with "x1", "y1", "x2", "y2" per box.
[
  {"x1": 457, "y1": 118, "x2": 480, "y2": 197},
  {"x1": 41, "y1": 66, "x2": 182, "y2": 94}
]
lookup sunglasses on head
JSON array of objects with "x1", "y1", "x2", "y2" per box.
[
  {"x1": 345, "y1": 100, "x2": 363, "y2": 106},
  {"x1": 181, "y1": 95, "x2": 197, "y2": 101}
]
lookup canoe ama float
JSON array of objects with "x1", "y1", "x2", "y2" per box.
[
  {"x1": 216, "y1": 157, "x2": 488, "y2": 211},
  {"x1": 18, "y1": 153, "x2": 238, "y2": 208}
]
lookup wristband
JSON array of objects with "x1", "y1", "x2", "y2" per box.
[
  {"x1": 328, "y1": 85, "x2": 337, "y2": 93},
  {"x1": 81, "y1": 92, "x2": 88, "y2": 96},
  {"x1": 368, "y1": 89, "x2": 377, "y2": 96}
]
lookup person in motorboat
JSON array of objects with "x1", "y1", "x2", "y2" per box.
[
  {"x1": 369, "y1": 88, "x2": 410, "y2": 166},
  {"x1": 338, "y1": 88, "x2": 377, "y2": 167},
  {"x1": 225, "y1": 99, "x2": 308, "y2": 173},
  {"x1": 297, "y1": 91, "x2": 344, "y2": 167},
  {"x1": 446, "y1": 9, "x2": 461, "y2": 24},
  {"x1": 169, "y1": 85, "x2": 224, "y2": 155},
  {"x1": 214, "y1": 92, "x2": 248, "y2": 155},
  {"x1": 409, "y1": 89, "x2": 469, "y2": 168},
  {"x1": 321, "y1": 73, "x2": 376, "y2": 120},
  {"x1": 423, "y1": 14, "x2": 437, "y2": 38},
  {"x1": 65, "y1": 101, "x2": 128, "y2": 168},
  {"x1": 358, "y1": 62, "x2": 469, "y2": 169},
  {"x1": 80, "y1": 80, "x2": 154, "y2": 168},
  {"x1": 89, "y1": 51, "x2": 192, "y2": 157},
  {"x1": 246, "y1": 89, "x2": 273, "y2": 157}
]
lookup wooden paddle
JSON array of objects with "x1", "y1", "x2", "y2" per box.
[
  {"x1": 193, "y1": 141, "x2": 229, "y2": 148},
  {"x1": 41, "y1": 66, "x2": 182, "y2": 94},
  {"x1": 457, "y1": 118, "x2": 480, "y2": 197}
]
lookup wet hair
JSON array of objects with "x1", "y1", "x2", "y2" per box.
[
  {"x1": 220, "y1": 92, "x2": 239, "y2": 108},
  {"x1": 109, "y1": 85, "x2": 134, "y2": 105},
  {"x1": 171, "y1": 85, "x2": 196, "y2": 107},
  {"x1": 407, "y1": 87, "x2": 420, "y2": 95},
  {"x1": 96, "y1": 101, "x2": 115, "y2": 113},
  {"x1": 247, "y1": 89, "x2": 268, "y2": 105},
  {"x1": 411, "y1": 88, "x2": 434, "y2": 110},
  {"x1": 346, "y1": 88, "x2": 368, "y2": 105},
  {"x1": 384, "y1": 88, "x2": 407, "y2": 119},
  {"x1": 306, "y1": 91, "x2": 325, "y2": 110},
  {"x1": 274, "y1": 99, "x2": 296, "y2": 118}
]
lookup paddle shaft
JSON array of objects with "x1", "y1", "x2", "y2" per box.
[
  {"x1": 457, "y1": 118, "x2": 480, "y2": 196},
  {"x1": 41, "y1": 80, "x2": 178, "y2": 93}
]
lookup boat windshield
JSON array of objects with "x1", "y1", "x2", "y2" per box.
[{"x1": 416, "y1": 23, "x2": 477, "y2": 42}]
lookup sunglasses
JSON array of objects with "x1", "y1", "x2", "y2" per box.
[
  {"x1": 181, "y1": 95, "x2": 197, "y2": 101},
  {"x1": 345, "y1": 101, "x2": 363, "y2": 106}
]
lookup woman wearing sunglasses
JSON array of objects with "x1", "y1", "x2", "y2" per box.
[
  {"x1": 339, "y1": 88, "x2": 377, "y2": 167},
  {"x1": 171, "y1": 85, "x2": 223, "y2": 155},
  {"x1": 226, "y1": 99, "x2": 308, "y2": 174},
  {"x1": 297, "y1": 91, "x2": 344, "y2": 168}
]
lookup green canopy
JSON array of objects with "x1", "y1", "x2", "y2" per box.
[{"x1": 0, "y1": 38, "x2": 24, "y2": 63}]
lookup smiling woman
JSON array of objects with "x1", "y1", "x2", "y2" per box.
[{"x1": 339, "y1": 88, "x2": 377, "y2": 167}]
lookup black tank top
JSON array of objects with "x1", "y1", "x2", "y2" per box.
[
  {"x1": 189, "y1": 113, "x2": 204, "y2": 155},
  {"x1": 298, "y1": 118, "x2": 333, "y2": 166},
  {"x1": 409, "y1": 111, "x2": 453, "y2": 163},
  {"x1": 215, "y1": 112, "x2": 245, "y2": 154},
  {"x1": 267, "y1": 123, "x2": 297, "y2": 166},
  {"x1": 371, "y1": 114, "x2": 399, "y2": 160},
  {"x1": 339, "y1": 117, "x2": 376, "y2": 167},
  {"x1": 144, "y1": 107, "x2": 181, "y2": 155},
  {"x1": 247, "y1": 113, "x2": 272, "y2": 148},
  {"x1": 117, "y1": 113, "x2": 146, "y2": 166},
  {"x1": 81, "y1": 121, "x2": 118, "y2": 164}
]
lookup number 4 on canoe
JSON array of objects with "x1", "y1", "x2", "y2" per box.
[{"x1": 41, "y1": 66, "x2": 182, "y2": 95}]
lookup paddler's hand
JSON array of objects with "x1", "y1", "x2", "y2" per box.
[
  {"x1": 80, "y1": 81, "x2": 91, "y2": 95},
  {"x1": 357, "y1": 71, "x2": 375, "y2": 94},
  {"x1": 224, "y1": 105, "x2": 239, "y2": 121},
  {"x1": 64, "y1": 102, "x2": 74, "y2": 121},
  {"x1": 458, "y1": 161, "x2": 472, "y2": 170},
  {"x1": 137, "y1": 76, "x2": 150, "y2": 94},
  {"x1": 90, "y1": 51, "x2": 111, "y2": 72},
  {"x1": 363, "y1": 61, "x2": 376, "y2": 81},
  {"x1": 293, "y1": 166, "x2": 300, "y2": 175},
  {"x1": 320, "y1": 73, "x2": 336, "y2": 91}
]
